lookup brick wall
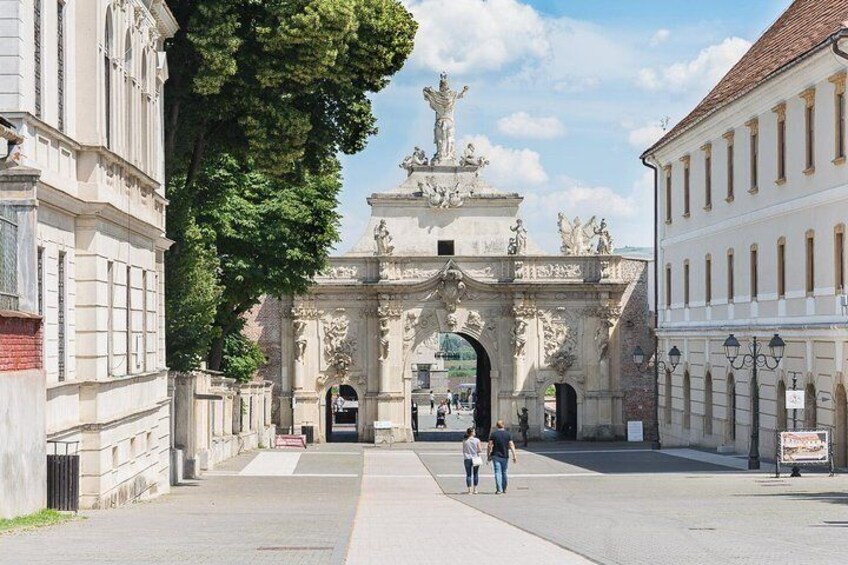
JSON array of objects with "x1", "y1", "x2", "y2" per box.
[{"x1": 0, "y1": 315, "x2": 43, "y2": 372}]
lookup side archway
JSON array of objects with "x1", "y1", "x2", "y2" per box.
[
  {"x1": 537, "y1": 375, "x2": 584, "y2": 440},
  {"x1": 317, "y1": 379, "x2": 366, "y2": 443}
]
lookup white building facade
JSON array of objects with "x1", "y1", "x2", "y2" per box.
[
  {"x1": 0, "y1": 0, "x2": 177, "y2": 507},
  {"x1": 643, "y1": 0, "x2": 848, "y2": 465}
]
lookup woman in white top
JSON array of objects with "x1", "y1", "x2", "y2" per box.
[{"x1": 462, "y1": 427, "x2": 483, "y2": 494}]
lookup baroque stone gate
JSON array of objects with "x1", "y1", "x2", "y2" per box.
[{"x1": 247, "y1": 75, "x2": 652, "y2": 443}]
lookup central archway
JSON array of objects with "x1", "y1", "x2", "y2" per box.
[{"x1": 409, "y1": 331, "x2": 492, "y2": 441}]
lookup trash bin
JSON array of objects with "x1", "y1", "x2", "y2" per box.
[
  {"x1": 301, "y1": 425, "x2": 314, "y2": 444},
  {"x1": 47, "y1": 441, "x2": 79, "y2": 512}
]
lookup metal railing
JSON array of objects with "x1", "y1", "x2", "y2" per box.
[{"x1": 0, "y1": 204, "x2": 18, "y2": 311}]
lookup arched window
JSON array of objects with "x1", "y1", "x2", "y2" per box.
[
  {"x1": 104, "y1": 8, "x2": 113, "y2": 148},
  {"x1": 704, "y1": 372, "x2": 713, "y2": 435},
  {"x1": 683, "y1": 371, "x2": 691, "y2": 429},
  {"x1": 805, "y1": 382, "x2": 817, "y2": 429},
  {"x1": 665, "y1": 370, "x2": 672, "y2": 424},
  {"x1": 727, "y1": 373, "x2": 736, "y2": 441}
]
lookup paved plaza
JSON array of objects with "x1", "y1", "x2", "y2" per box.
[{"x1": 1, "y1": 442, "x2": 846, "y2": 564}]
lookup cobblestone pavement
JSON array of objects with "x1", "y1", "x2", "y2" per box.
[{"x1": 2, "y1": 442, "x2": 847, "y2": 564}]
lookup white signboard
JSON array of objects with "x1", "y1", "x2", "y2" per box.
[
  {"x1": 627, "y1": 421, "x2": 644, "y2": 442},
  {"x1": 373, "y1": 420, "x2": 393, "y2": 430},
  {"x1": 785, "y1": 390, "x2": 805, "y2": 410}
]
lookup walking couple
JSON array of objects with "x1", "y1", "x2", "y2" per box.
[{"x1": 461, "y1": 420, "x2": 517, "y2": 495}]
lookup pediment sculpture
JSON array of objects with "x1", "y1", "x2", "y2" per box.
[
  {"x1": 459, "y1": 143, "x2": 489, "y2": 169},
  {"x1": 558, "y1": 214, "x2": 598, "y2": 256},
  {"x1": 507, "y1": 219, "x2": 528, "y2": 255},
  {"x1": 418, "y1": 176, "x2": 464, "y2": 209},
  {"x1": 400, "y1": 146, "x2": 429, "y2": 172}
]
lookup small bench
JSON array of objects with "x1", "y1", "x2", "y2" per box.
[{"x1": 275, "y1": 434, "x2": 307, "y2": 449}]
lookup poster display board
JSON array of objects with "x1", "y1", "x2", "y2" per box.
[
  {"x1": 785, "y1": 390, "x2": 805, "y2": 410},
  {"x1": 778, "y1": 431, "x2": 829, "y2": 465},
  {"x1": 626, "y1": 421, "x2": 644, "y2": 442}
]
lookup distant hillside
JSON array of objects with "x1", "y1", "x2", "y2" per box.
[{"x1": 617, "y1": 246, "x2": 653, "y2": 259}]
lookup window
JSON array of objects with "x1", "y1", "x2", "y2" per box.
[
  {"x1": 777, "y1": 237, "x2": 786, "y2": 298},
  {"x1": 704, "y1": 373, "x2": 714, "y2": 435},
  {"x1": 683, "y1": 372, "x2": 691, "y2": 429},
  {"x1": 57, "y1": 1, "x2": 65, "y2": 132},
  {"x1": 125, "y1": 30, "x2": 133, "y2": 160},
  {"x1": 681, "y1": 155, "x2": 690, "y2": 217},
  {"x1": 773, "y1": 103, "x2": 787, "y2": 182},
  {"x1": 747, "y1": 119, "x2": 758, "y2": 192},
  {"x1": 437, "y1": 240, "x2": 455, "y2": 256},
  {"x1": 750, "y1": 245, "x2": 758, "y2": 301},
  {"x1": 683, "y1": 260, "x2": 690, "y2": 307},
  {"x1": 141, "y1": 54, "x2": 149, "y2": 171},
  {"x1": 126, "y1": 265, "x2": 132, "y2": 375},
  {"x1": 802, "y1": 88, "x2": 816, "y2": 173},
  {"x1": 34, "y1": 0, "x2": 42, "y2": 118},
  {"x1": 806, "y1": 230, "x2": 815, "y2": 294},
  {"x1": 58, "y1": 251, "x2": 66, "y2": 382},
  {"x1": 705, "y1": 254, "x2": 712, "y2": 305},
  {"x1": 108, "y1": 261, "x2": 114, "y2": 375},
  {"x1": 702, "y1": 143, "x2": 712, "y2": 209},
  {"x1": 37, "y1": 247, "x2": 44, "y2": 314},
  {"x1": 142, "y1": 270, "x2": 148, "y2": 372},
  {"x1": 104, "y1": 10, "x2": 113, "y2": 148},
  {"x1": 836, "y1": 225, "x2": 845, "y2": 291},
  {"x1": 665, "y1": 264, "x2": 672, "y2": 308},
  {"x1": 727, "y1": 249, "x2": 735, "y2": 303},
  {"x1": 664, "y1": 165, "x2": 672, "y2": 223},
  {"x1": 830, "y1": 72, "x2": 847, "y2": 162},
  {"x1": 724, "y1": 131, "x2": 734, "y2": 200}
]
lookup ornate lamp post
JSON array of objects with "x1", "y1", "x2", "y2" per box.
[
  {"x1": 722, "y1": 333, "x2": 785, "y2": 470},
  {"x1": 632, "y1": 343, "x2": 681, "y2": 450}
]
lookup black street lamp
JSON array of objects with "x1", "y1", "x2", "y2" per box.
[
  {"x1": 632, "y1": 343, "x2": 681, "y2": 450},
  {"x1": 722, "y1": 333, "x2": 785, "y2": 470}
]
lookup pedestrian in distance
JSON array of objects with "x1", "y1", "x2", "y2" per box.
[
  {"x1": 411, "y1": 400, "x2": 419, "y2": 438},
  {"x1": 436, "y1": 401, "x2": 447, "y2": 429},
  {"x1": 446, "y1": 389, "x2": 453, "y2": 414},
  {"x1": 462, "y1": 427, "x2": 483, "y2": 494},
  {"x1": 487, "y1": 420, "x2": 517, "y2": 494},
  {"x1": 430, "y1": 390, "x2": 435, "y2": 414}
]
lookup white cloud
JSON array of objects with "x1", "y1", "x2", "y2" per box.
[
  {"x1": 521, "y1": 171, "x2": 654, "y2": 251},
  {"x1": 405, "y1": 0, "x2": 549, "y2": 73},
  {"x1": 649, "y1": 29, "x2": 671, "y2": 47},
  {"x1": 461, "y1": 134, "x2": 548, "y2": 187},
  {"x1": 636, "y1": 37, "x2": 752, "y2": 92},
  {"x1": 497, "y1": 112, "x2": 566, "y2": 139},
  {"x1": 627, "y1": 123, "x2": 666, "y2": 148}
]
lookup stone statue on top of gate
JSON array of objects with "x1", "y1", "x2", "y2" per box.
[{"x1": 423, "y1": 72, "x2": 469, "y2": 165}]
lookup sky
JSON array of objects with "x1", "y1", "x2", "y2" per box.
[{"x1": 336, "y1": 0, "x2": 793, "y2": 254}]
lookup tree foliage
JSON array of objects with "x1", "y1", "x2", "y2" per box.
[{"x1": 164, "y1": 1, "x2": 416, "y2": 372}]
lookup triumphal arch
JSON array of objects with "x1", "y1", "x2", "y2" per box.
[{"x1": 257, "y1": 74, "x2": 651, "y2": 443}]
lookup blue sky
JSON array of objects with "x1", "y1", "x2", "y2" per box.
[{"x1": 337, "y1": 0, "x2": 792, "y2": 253}]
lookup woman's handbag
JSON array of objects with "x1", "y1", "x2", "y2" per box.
[{"x1": 471, "y1": 455, "x2": 483, "y2": 467}]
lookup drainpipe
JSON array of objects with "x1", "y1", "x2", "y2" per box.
[
  {"x1": 831, "y1": 29, "x2": 848, "y2": 62},
  {"x1": 641, "y1": 155, "x2": 662, "y2": 450}
]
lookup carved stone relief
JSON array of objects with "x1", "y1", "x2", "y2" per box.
[
  {"x1": 318, "y1": 265, "x2": 359, "y2": 279},
  {"x1": 536, "y1": 263, "x2": 582, "y2": 280},
  {"x1": 540, "y1": 310, "x2": 579, "y2": 380},
  {"x1": 511, "y1": 318, "x2": 528, "y2": 358},
  {"x1": 436, "y1": 266, "x2": 467, "y2": 312},
  {"x1": 465, "y1": 310, "x2": 483, "y2": 331},
  {"x1": 323, "y1": 315, "x2": 357, "y2": 378}
]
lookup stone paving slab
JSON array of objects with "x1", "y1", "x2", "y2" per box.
[{"x1": 345, "y1": 450, "x2": 593, "y2": 564}]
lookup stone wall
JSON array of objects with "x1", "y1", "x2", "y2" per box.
[{"x1": 171, "y1": 371, "x2": 275, "y2": 480}]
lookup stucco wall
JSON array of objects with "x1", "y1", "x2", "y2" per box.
[{"x1": 0, "y1": 367, "x2": 46, "y2": 519}]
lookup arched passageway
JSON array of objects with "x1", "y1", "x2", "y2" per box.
[
  {"x1": 325, "y1": 385, "x2": 359, "y2": 443},
  {"x1": 411, "y1": 332, "x2": 492, "y2": 441}
]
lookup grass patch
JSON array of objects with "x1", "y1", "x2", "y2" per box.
[{"x1": 0, "y1": 509, "x2": 74, "y2": 534}]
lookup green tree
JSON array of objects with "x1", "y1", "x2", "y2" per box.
[{"x1": 164, "y1": 0, "x2": 416, "y2": 371}]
